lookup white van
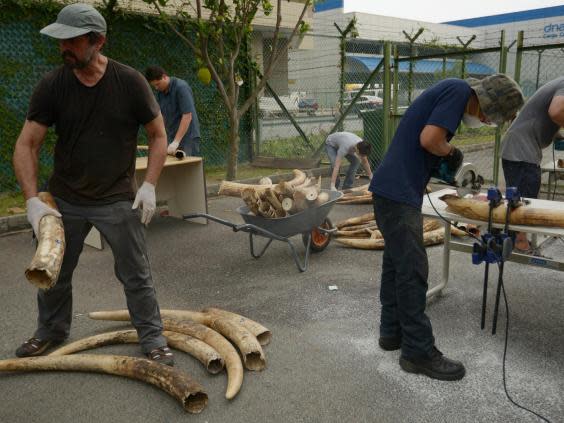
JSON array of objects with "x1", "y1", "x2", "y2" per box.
[{"x1": 343, "y1": 89, "x2": 383, "y2": 113}]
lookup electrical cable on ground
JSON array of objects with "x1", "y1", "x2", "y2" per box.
[
  {"x1": 496, "y1": 263, "x2": 552, "y2": 423},
  {"x1": 426, "y1": 191, "x2": 552, "y2": 422}
]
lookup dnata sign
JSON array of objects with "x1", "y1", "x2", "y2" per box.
[{"x1": 544, "y1": 23, "x2": 564, "y2": 39}]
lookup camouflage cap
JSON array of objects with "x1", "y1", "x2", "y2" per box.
[{"x1": 466, "y1": 74, "x2": 524, "y2": 125}]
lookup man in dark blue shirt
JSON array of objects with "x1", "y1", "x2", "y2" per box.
[
  {"x1": 369, "y1": 74, "x2": 523, "y2": 381},
  {"x1": 145, "y1": 66, "x2": 201, "y2": 157}
]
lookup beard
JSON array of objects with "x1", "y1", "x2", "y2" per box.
[{"x1": 62, "y1": 50, "x2": 94, "y2": 69}]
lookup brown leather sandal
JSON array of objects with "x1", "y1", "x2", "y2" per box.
[
  {"x1": 15, "y1": 337, "x2": 60, "y2": 358},
  {"x1": 146, "y1": 346, "x2": 174, "y2": 367}
]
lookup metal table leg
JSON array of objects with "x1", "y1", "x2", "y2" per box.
[{"x1": 427, "y1": 221, "x2": 451, "y2": 298}]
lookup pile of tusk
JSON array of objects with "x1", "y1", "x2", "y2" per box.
[
  {"x1": 86, "y1": 307, "x2": 271, "y2": 400},
  {"x1": 333, "y1": 213, "x2": 467, "y2": 250},
  {"x1": 337, "y1": 184, "x2": 371, "y2": 204},
  {"x1": 219, "y1": 169, "x2": 329, "y2": 218},
  {"x1": 0, "y1": 307, "x2": 271, "y2": 413}
]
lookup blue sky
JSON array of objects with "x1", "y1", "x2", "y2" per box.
[{"x1": 343, "y1": 0, "x2": 564, "y2": 23}]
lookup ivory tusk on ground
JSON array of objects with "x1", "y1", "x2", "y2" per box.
[
  {"x1": 335, "y1": 212, "x2": 375, "y2": 229},
  {"x1": 162, "y1": 319, "x2": 244, "y2": 400},
  {"x1": 25, "y1": 192, "x2": 65, "y2": 290},
  {"x1": 87, "y1": 311, "x2": 244, "y2": 400},
  {"x1": 89, "y1": 308, "x2": 269, "y2": 369},
  {"x1": 200, "y1": 308, "x2": 272, "y2": 346},
  {"x1": 335, "y1": 228, "x2": 446, "y2": 249},
  {"x1": 0, "y1": 354, "x2": 207, "y2": 413},
  {"x1": 48, "y1": 330, "x2": 224, "y2": 374}
]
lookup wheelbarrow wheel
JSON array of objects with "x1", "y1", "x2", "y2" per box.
[{"x1": 303, "y1": 218, "x2": 333, "y2": 253}]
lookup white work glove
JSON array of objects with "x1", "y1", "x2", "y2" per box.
[
  {"x1": 167, "y1": 140, "x2": 180, "y2": 155},
  {"x1": 132, "y1": 181, "x2": 156, "y2": 226},
  {"x1": 26, "y1": 196, "x2": 62, "y2": 236},
  {"x1": 330, "y1": 184, "x2": 338, "y2": 192}
]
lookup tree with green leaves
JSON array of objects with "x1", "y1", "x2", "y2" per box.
[{"x1": 136, "y1": 0, "x2": 312, "y2": 180}]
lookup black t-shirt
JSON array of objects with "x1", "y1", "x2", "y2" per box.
[{"x1": 27, "y1": 59, "x2": 160, "y2": 205}]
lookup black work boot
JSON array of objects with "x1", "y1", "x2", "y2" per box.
[
  {"x1": 378, "y1": 335, "x2": 401, "y2": 351},
  {"x1": 399, "y1": 347, "x2": 465, "y2": 381}
]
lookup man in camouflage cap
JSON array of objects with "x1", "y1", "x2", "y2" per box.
[
  {"x1": 466, "y1": 73, "x2": 524, "y2": 125},
  {"x1": 368, "y1": 73, "x2": 523, "y2": 382},
  {"x1": 501, "y1": 76, "x2": 564, "y2": 253}
]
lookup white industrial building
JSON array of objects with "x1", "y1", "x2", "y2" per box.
[{"x1": 287, "y1": 0, "x2": 564, "y2": 106}]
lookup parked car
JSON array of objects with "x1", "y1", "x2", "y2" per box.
[
  {"x1": 344, "y1": 95, "x2": 383, "y2": 115},
  {"x1": 298, "y1": 98, "x2": 319, "y2": 116}
]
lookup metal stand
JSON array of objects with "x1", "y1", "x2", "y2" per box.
[{"x1": 473, "y1": 187, "x2": 520, "y2": 334}]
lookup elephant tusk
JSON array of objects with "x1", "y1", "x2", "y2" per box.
[
  {"x1": 200, "y1": 307, "x2": 272, "y2": 346},
  {"x1": 89, "y1": 308, "x2": 268, "y2": 370},
  {"x1": 335, "y1": 228, "x2": 446, "y2": 249},
  {"x1": 87, "y1": 311, "x2": 243, "y2": 400},
  {"x1": 25, "y1": 192, "x2": 65, "y2": 290},
  {"x1": 440, "y1": 194, "x2": 564, "y2": 227},
  {"x1": 0, "y1": 354, "x2": 207, "y2": 413},
  {"x1": 48, "y1": 330, "x2": 224, "y2": 374}
]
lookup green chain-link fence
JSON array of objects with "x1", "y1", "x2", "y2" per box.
[
  {"x1": 0, "y1": 0, "x2": 250, "y2": 195},
  {"x1": 2, "y1": 2, "x2": 564, "y2": 197},
  {"x1": 253, "y1": 27, "x2": 564, "y2": 189}
]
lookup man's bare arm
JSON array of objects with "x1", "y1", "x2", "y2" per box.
[
  {"x1": 174, "y1": 112, "x2": 192, "y2": 142},
  {"x1": 420, "y1": 124, "x2": 452, "y2": 156},
  {"x1": 13, "y1": 120, "x2": 49, "y2": 199},
  {"x1": 331, "y1": 156, "x2": 343, "y2": 187},
  {"x1": 144, "y1": 113, "x2": 167, "y2": 185}
]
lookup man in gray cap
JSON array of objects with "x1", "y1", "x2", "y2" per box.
[
  {"x1": 501, "y1": 76, "x2": 564, "y2": 253},
  {"x1": 369, "y1": 74, "x2": 523, "y2": 381},
  {"x1": 12, "y1": 3, "x2": 174, "y2": 366}
]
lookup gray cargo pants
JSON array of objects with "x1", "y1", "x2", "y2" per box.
[{"x1": 34, "y1": 197, "x2": 166, "y2": 354}]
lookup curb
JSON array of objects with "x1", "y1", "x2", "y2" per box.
[
  {"x1": 0, "y1": 166, "x2": 332, "y2": 236},
  {"x1": 0, "y1": 214, "x2": 29, "y2": 236}
]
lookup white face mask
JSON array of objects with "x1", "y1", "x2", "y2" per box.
[{"x1": 462, "y1": 113, "x2": 484, "y2": 128}]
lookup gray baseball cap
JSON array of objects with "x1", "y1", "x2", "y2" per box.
[{"x1": 40, "y1": 3, "x2": 107, "y2": 39}]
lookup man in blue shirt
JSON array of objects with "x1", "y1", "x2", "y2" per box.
[
  {"x1": 369, "y1": 74, "x2": 523, "y2": 381},
  {"x1": 145, "y1": 66, "x2": 201, "y2": 157}
]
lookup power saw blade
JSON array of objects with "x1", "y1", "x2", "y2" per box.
[{"x1": 456, "y1": 169, "x2": 483, "y2": 197}]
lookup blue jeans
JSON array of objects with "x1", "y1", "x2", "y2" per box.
[
  {"x1": 502, "y1": 159, "x2": 541, "y2": 198},
  {"x1": 372, "y1": 194, "x2": 435, "y2": 359},
  {"x1": 325, "y1": 144, "x2": 360, "y2": 189},
  {"x1": 180, "y1": 137, "x2": 201, "y2": 157},
  {"x1": 34, "y1": 198, "x2": 166, "y2": 354}
]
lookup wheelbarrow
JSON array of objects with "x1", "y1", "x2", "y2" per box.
[{"x1": 183, "y1": 190, "x2": 343, "y2": 272}]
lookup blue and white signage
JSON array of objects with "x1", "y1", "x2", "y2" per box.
[{"x1": 544, "y1": 23, "x2": 564, "y2": 39}]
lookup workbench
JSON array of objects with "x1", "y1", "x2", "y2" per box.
[
  {"x1": 422, "y1": 188, "x2": 564, "y2": 298},
  {"x1": 84, "y1": 155, "x2": 207, "y2": 249}
]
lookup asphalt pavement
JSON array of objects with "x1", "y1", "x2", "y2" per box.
[{"x1": 0, "y1": 189, "x2": 562, "y2": 423}]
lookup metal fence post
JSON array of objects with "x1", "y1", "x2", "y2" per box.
[
  {"x1": 383, "y1": 41, "x2": 392, "y2": 149},
  {"x1": 456, "y1": 35, "x2": 476, "y2": 79},
  {"x1": 514, "y1": 31, "x2": 524, "y2": 84},
  {"x1": 493, "y1": 30, "x2": 507, "y2": 185},
  {"x1": 402, "y1": 28, "x2": 424, "y2": 105},
  {"x1": 393, "y1": 45, "x2": 399, "y2": 114},
  {"x1": 335, "y1": 19, "x2": 357, "y2": 132}
]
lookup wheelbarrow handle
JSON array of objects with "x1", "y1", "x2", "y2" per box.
[
  {"x1": 183, "y1": 213, "x2": 239, "y2": 230},
  {"x1": 184, "y1": 213, "x2": 291, "y2": 241}
]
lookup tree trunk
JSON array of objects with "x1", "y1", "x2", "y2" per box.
[{"x1": 226, "y1": 112, "x2": 240, "y2": 180}]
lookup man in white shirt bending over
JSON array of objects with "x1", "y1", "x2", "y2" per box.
[{"x1": 325, "y1": 131, "x2": 373, "y2": 191}]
